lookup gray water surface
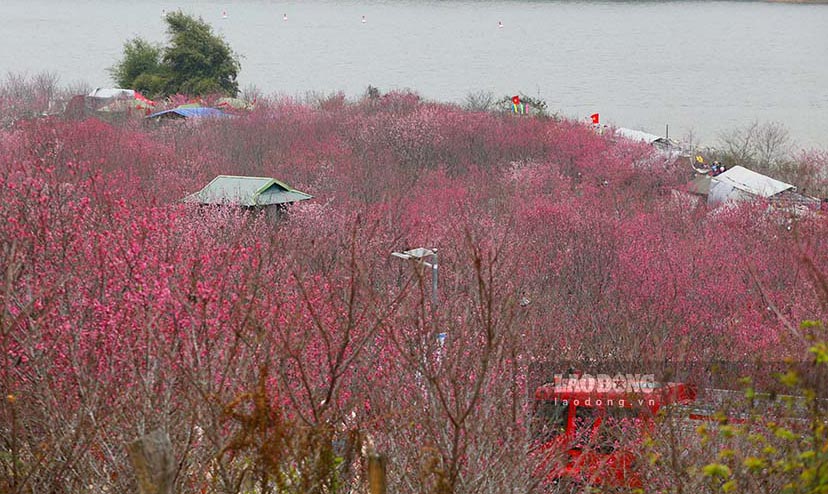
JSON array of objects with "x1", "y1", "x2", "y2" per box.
[{"x1": 2, "y1": 0, "x2": 827, "y2": 148}]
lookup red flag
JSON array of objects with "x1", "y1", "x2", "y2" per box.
[
  {"x1": 590, "y1": 113, "x2": 600, "y2": 124},
  {"x1": 512, "y1": 95, "x2": 521, "y2": 105}
]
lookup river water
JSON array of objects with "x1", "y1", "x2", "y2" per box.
[{"x1": 3, "y1": 0, "x2": 827, "y2": 148}]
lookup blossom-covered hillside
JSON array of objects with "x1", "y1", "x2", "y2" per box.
[{"x1": 1, "y1": 89, "x2": 827, "y2": 493}]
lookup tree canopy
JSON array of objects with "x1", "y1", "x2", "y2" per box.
[{"x1": 109, "y1": 11, "x2": 241, "y2": 98}]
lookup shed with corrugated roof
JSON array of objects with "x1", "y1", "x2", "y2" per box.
[{"x1": 183, "y1": 175, "x2": 312, "y2": 219}]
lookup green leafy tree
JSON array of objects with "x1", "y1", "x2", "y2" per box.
[
  {"x1": 109, "y1": 38, "x2": 166, "y2": 97},
  {"x1": 161, "y1": 11, "x2": 240, "y2": 97},
  {"x1": 109, "y1": 11, "x2": 240, "y2": 98}
]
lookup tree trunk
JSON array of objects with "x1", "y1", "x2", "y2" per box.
[{"x1": 127, "y1": 429, "x2": 175, "y2": 494}]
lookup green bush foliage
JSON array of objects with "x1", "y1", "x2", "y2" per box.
[{"x1": 109, "y1": 11, "x2": 240, "y2": 98}]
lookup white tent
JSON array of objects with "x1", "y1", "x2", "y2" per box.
[
  {"x1": 87, "y1": 87, "x2": 135, "y2": 99},
  {"x1": 614, "y1": 127, "x2": 665, "y2": 145},
  {"x1": 613, "y1": 127, "x2": 685, "y2": 158},
  {"x1": 708, "y1": 166, "x2": 794, "y2": 206}
]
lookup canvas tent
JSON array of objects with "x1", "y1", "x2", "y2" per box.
[
  {"x1": 687, "y1": 175, "x2": 711, "y2": 196},
  {"x1": 707, "y1": 166, "x2": 795, "y2": 206},
  {"x1": 183, "y1": 175, "x2": 312, "y2": 208},
  {"x1": 88, "y1": 87, "x2": 136, "y2": 99},
  {"x1": 97, "y1": 98, "x2": 155, "y2": 113},
  {"x1": 615, "y1": 127, "x2": 688, "y2": 158},
  {"x1": 88, "y1": 88, "x2": 155, "y2": 108},
  {"x1": 64, "y1": 87, "x2": 155, "y2": 118},
  {"x1": 614, "y1": 128, "x2": 665, "y2": 145}
]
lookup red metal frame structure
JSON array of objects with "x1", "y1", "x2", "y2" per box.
[{"x1": 532, "y1": 374, "x2": 696, "y2": 489}]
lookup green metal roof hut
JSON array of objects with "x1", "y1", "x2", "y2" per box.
[{"x1": 183, "y1": 175, "x2": 312, "y2": 220}]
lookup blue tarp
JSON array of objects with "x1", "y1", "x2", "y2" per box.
[{"x1": 146, "y1": 107, "x2": 230, "y2": 119}]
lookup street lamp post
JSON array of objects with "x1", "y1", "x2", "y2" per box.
[
  {"x1": 391, "y1": 247, "x2": 444, "y2": 346},
  {"x1": 391, "y1": 247, "x2": 438, "y2": 309}
]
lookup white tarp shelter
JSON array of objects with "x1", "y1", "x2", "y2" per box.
[
  {"x1": 614, "y1": 127, "x2": 666, "y2": 145},
  {"x1": 88, "y1": 87, "x2": 136, "y2": 99},
  {"x1": 708, "y1": 166, "x2": 794, "y2": 206},
  {"x1": 614, "y1": 127, "x2": 685, "y2": 158}
]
